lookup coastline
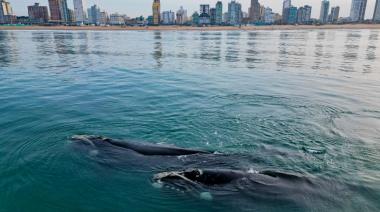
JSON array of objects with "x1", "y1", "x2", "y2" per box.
[{"x1": 0, "y1": 24, "x2": 380, "y2": 31}]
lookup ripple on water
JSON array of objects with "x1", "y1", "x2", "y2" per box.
[{"x1": 1, "y1": 30, "x2": 380, "y2": 211}]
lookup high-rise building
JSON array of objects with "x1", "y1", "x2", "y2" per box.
[
  {"x1": 329, "y1": 6, "x2": 340, "y2": 23},
  {"x1": 68, "y1": 9, "x2": 75, "y2": 23},
  {"x1": 28, "y1": 3, "x2": 49, "y2": 23},
  {"x1": 297, "y1": 5, "x2": 311, "y2": 24},
  {"x1": 215, "y1": 1, "x2": 223, "y2": 25},
  {"x1": 259, "y1": 5, "x2": 265, "y2": 22},
  {"x1": 350, "y1": 0, "x2": 367, "y2": 22},
  {"x1": 223, "y1": 12, "x2": 229, "y2": 23},
  {"x1": 199, "y1": 4, "x2": 210, "y2": 25},
  {"x1": 176, "y1": 6, "x2": 187, "y2": 25},
  {"x1": 162, "y1": 10, "x2": 175, "y2": 25},
  {"x1": 99, "y1": 11, "x2": 108, "y2": 25},
  {"x1": 296, "y1": 5, "x2": 312, "y2": 24},
  {"x1": 249, "y1": 0, "x2": 260, "y2": 23},
  {"x1": 297, "y1": 7, "x2": 304, "y2": 24},
  {"x1": 59, "y1": 0, "x2": 69, "y2": 22},
  {"x1": 282, "y1": 0, "x2": 291, "y2": 24},
  {"x1": 73, "y1": 0, "x2": 86, "y2": 24},
  {"x1": 374, "y1": 0, "x2": 380, "y2": 22},
  {"x1": 228, "y1": 0, "x2": 242, "y2": 25},
  {"x1": 87, "y1": 4, "x2": 100, "y2": 25},
  {"x1": 210, "y1": 8, "x2": 217, "y2": 25},
  {"x1": 287, "y1": 6, "x2": 298, "y2": 24},
  {"x1": 0, "y1": 0, "x2": 14, "y2": 24},
  {"x1": 152, "y1": 0, "x2": 160, "y2": 25},
  {"x1": 304, "y1": 5, "x2": 312, "y2": 23},
  {"x1": 192, "y1": 12, "x2": 199, "y2": 25},
  {"x1": 48, "y1": 0, "x2": 69, "y2": 23},
  {"x1": 48, "y1": 0, "x2": 61, "y2": 21},
  {"x1": 264, "y1": 7, "x2": 274, "y2": 24},
  {"x1": 320, "y1": 0, "x2": 330, "y2": 24}
]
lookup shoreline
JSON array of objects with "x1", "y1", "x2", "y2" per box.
[{"x1": 0, "y1": 24, "x2": 380, "y2": 31}]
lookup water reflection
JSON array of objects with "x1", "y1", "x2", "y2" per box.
[
  {"x1": 340, "y1": 32, "x2": 361, "y2": 72},
  {"x1": 0, "y1": 29, "x2": 379, "y2": 76},
  {"x1": 313, "y1": 31, "x2": 325, "y2": 70},
  {"x1": 246, "y1": 32, "x2": 260, "y2": 69},
  {"x1": 153, "y1": 31, "x2": 162, "y2": 68},
  {"x1": 343, "y1": 32, "x2": 360, "y2": 60},
  {"x1": 32, "y1": 32, "x2": 54, "y2": 56},
  {"x1": 0, "y1": 31, "x2": 18, "y2": 67},
  {"x1": 225, "y1": 32, "x2": 241, "y2": 63},
  {"x1": 199, "y1": 32, "x2": 222, "y2": 61},
  {"x1": 77, "y1": 32, "x2": 89, "y2": 55},
  {"x1": 277, "y1": 31, "x2": 292, "y2": 70},
  {"x1": 363, "y1": 31, "x2": 379, "y2": 73},
  {"x1": 313, "y1": 31, "x2": 332, "y2": 71},
  {"x1": 53, "y1": 32, "x2": 75, "y2": 55},
  {"x1": 175, "y1": 32, "x2": 188, "y2": 59}
]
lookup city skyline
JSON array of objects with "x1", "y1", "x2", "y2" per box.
[{"x1": 9, "y1": 0, "x2": 377, "y2": 19}]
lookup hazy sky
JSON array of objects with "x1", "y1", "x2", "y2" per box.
[{"x1": 10, "y1": 0, "x2": 377, "y2": 19}]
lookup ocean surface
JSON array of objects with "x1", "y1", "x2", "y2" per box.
[{"x1": 0, "y1": 29, "x2": 379, "y2": 212}]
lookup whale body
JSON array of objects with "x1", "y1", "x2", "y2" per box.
[
  {"x1": 69, "y1": 135, "x2": 342, "y2": 209},
  {"x1": 71, "y1": 135, "x2": 211, "y2": 156}
]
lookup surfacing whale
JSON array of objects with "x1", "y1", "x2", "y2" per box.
[
  {"x1": 71, "y1": 135, "x2": 211, "y2": 156},
  {"x1": 69, "y1": 135, "x2": 343, "y2": 209}
]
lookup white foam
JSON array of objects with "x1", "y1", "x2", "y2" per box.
[
  {"x1": 89, "y1": 150, "x2": 99, "y2": 156},
  {"x1": 247, "y1": 168, "x2": 259, "y2": 174},
  {"x1": 152, "y1": 182, "x2": 163, "y2": 189},
  {"x1": 200, "y1": 192, "x2": 213, "y2": 201}
]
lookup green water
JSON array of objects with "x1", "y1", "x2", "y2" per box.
[{"x1": 0, "y1": 30, "x2": 379, "y2": 211}]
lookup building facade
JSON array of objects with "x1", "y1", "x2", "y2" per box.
[
  {"x1": 162, "y1": 10, "x2": 175, "y2": 25},
  {"x1": 297, "y1": 7, "x2": 304, "y2": 24},
  {"x1": 304, "y1": 5, "x2": 312, "y2": 23},
  {"x1": 320, "y1": 0, "x2": 330, "y2": 24},
  {"x1": 287, "y1": 6, "x2": 297, "y2": 24},
  {"x1": 329, "y1": 6, "x2": 340, "y2": 23},
  {"x1": 152, "y1": 0, "x2": 160, "y2": 25},
  {"x1": 110, "y1": 13, "x2": 126, "y2": 25},
  {"x1": 176, "y1": 6, "x2": 187, "y2": 25},
  {"x1": 28, "y1": 3, "x2": 49, "y2": 23},
  {"x1": 99, "y1": 11, "x2": 108, "y2": 25},
  {"x1": 68, "y1": 9, "x2": 75, "y2": 23},
  {"x1": 192, "y1": 12, "x2": 199, "y2": 25},
  {"x1": 215, "y1": 1, "x2": 223, "y2": 25},
  {"x1": 48, "y1": 0, "x2": 69, "y2": 23},
  {"x1": 264, "y1": 7, "x2": 274, "y2": 24},
  {"x1": 87, "y1": 4, "x2": 100, "y2": 25},
  {"x1": 199, "y1": 4, "x2": 211, "y2": 25},
  {"x1": 210, "y1": 8, "x2": 217, "y2": 25},
  {"x1": 0, "y1": 0, "x2": 14, "y2": 24},
  {"x1": 282, "y1": 0, "x2": 291, "y2": 24},
  {"x1": 48, "y1": 0, "x2": 61, "y2": 21},
  {"x1": 350, "y1": 0, "x2": 367, "y2": 22},
  {"x1": 228, "y1": 0, "x2": 242, "y2": 25},
  {"x1": 249, "y1": 0, "x2": 260, "y2": 23},
  {"x1": 73, "y1": 0, "x2": 86, "y2": 24},
  {"x1": 296, "y1": 5, "x2": 312, "y2": 24},
  {"x1": 373, "y1": 0, "x2": 380, "y2": 22},
  {"x1": 59, "y1": 0, "x2": 69, "y2": 23}
]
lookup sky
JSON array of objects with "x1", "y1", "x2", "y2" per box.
[{"x1": 10, "y1": 0, "x2": 377, "y2": 19}]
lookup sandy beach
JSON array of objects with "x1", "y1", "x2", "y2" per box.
[{"x1": 0, "y1": 24, "x2": 380, "y2": 31}]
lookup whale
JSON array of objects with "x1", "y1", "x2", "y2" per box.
[
  {"x1": 69, "y1": 135, "x2": 343, "y2": 209},
  {"x1": 153, "y1": 168, "x2": 310, "y2": 187},
  {"x1": 153, "y1": 169, "x2": 250, "y2": 185},
  {"x1": 71, "y1": 135, "x2": 211, "y2": 156}
]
